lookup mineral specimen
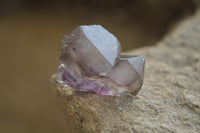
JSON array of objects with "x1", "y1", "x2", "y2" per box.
[{"x1": 56, "y1": 25, "x2": 145, "y2": 96}]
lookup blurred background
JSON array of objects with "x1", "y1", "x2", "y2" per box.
[{"x1": 0, "y1": 0, "x2": 199, "y2": 133}]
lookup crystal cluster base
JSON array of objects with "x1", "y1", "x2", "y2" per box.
[{"x1": 56, "y1": 25, "x2": 145, "y2": 96}]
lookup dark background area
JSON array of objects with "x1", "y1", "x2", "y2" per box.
[{"x1": 0, "y1": 0, "x2": 198, "y2": 133}]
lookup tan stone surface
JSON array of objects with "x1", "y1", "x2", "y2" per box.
[{"x1": 52, "y1": 9, "x2": 200, "y2": 133}]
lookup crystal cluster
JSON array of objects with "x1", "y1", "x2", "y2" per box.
[{"x1": 56, "y1": 25, "x2": 145, "y2": 96}]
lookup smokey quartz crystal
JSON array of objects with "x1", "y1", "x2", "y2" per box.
[{"x1": 56, "y1": 25, "x2": 145, "y2": 96}]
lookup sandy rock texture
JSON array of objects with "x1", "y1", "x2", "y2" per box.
[{"x1": 52, "y1": 9, "x2": 200, "y2": 133}]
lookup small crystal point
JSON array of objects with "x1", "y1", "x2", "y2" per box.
[
  {"x1": 106, "y1": 55, "x2": 145, "y2": 87},
  {"x1": 56, "y1": 25, "x2": 145, "y2": 96}
]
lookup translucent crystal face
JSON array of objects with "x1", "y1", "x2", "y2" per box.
[
  {"x1": 106, "y1": 55, "x2": 145, "y2": 86},
  {"x1": 57, "y1": 25, "x2": 145, "y2": 96}
]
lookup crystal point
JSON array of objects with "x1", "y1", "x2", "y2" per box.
[
  {"x1": 56, "y1": 25, "x2": 145, "y2": 96},
  {"x1": 61, "y1": 25, "x2": 120, "y2": 75}
]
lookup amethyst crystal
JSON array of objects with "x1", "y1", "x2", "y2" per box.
[{"x1": 56, "y1": 25, "x2": 145, "y2": 96}]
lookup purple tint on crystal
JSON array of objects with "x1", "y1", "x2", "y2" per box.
[
  {"x1": 62, "y1": 70, "x2": 77, "y2": 87},
  {"x1": 56, "y1": 25, "x2": 145, "y2": 96},
  {"x1": 96, "y1": 86, "x2": 112, "y2": 96},
  {"x1": 77, "y1": 83, "x2": 98, "y2": 91}
]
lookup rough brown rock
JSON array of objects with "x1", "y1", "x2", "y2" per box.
[{"x1": 51, "y1": 9, "x2": 200, "y2": 133}]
